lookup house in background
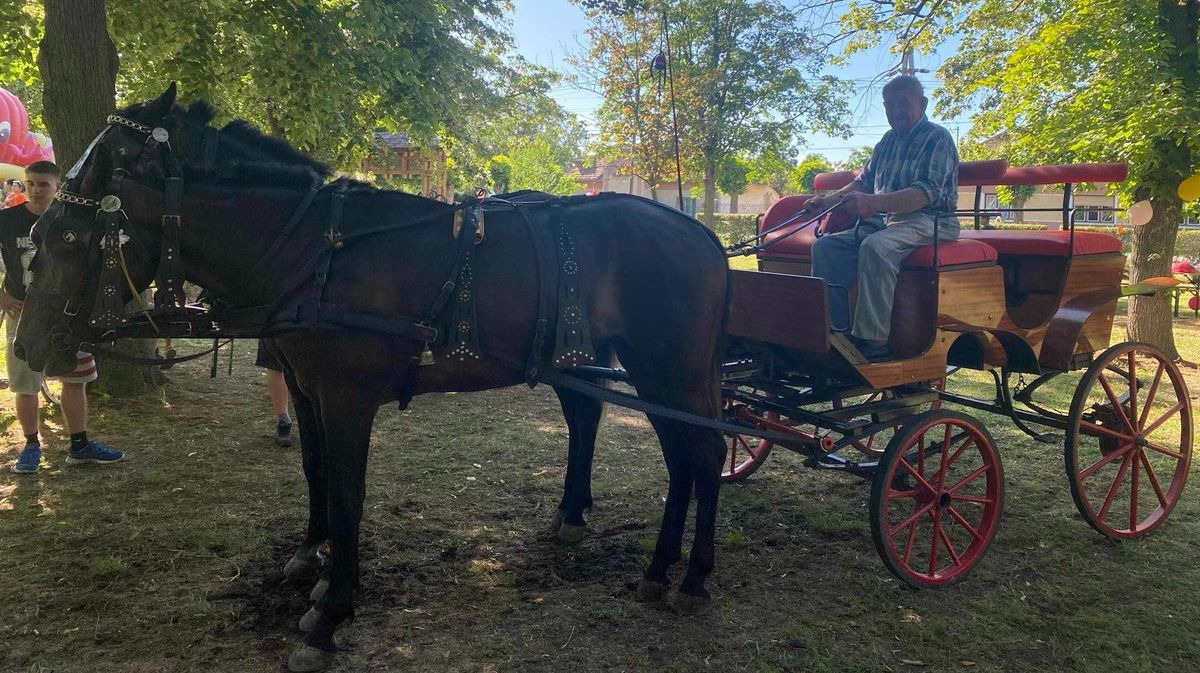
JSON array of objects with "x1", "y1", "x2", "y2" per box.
[
  {"x1": 975, "y1": 184, "x2": 1121, "y2": 228},
  {"x1": 361, "y1": 132, "x2": 448, "y2": 199},
  {"x1": 567, "y1": 157, "x2": 781, "y2": 216}
]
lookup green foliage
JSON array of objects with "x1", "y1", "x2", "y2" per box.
[
  {"x1": 835, "y1": 146, "x2": 872, "y2": 172},
  {"x1": 995, "y1": 184, "x2": 1036, "y2": 206},
  {"x1": 1, "y1": 0, "x2": 554, "y2": 175},
  {"x1": 716, "y1": 155, "x2": 750, "y2": 196},
  {"x1": 791, "y1": 153, "x2": 831, "y2": 193},
  {"x1": 487, "y1": 154, "x2": 512, "y2": 193},
  {"x1": 583, "y1": 0, "x2": 850, "y2": 221},
  {"x1": 746, "y1": 142, "x2": 798, "y2": 194},
  {"x1": 504, "y1": 139, "x2": 583, "y2": 195}
]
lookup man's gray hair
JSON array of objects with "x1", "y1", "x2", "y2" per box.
[{"x1": 882, "y1": 75, "x2": 924, "y2": 98}]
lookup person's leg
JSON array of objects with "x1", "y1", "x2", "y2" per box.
[
  {"x1": 851, "y1": 217, "x2": 948, "y2": 344},
  {"x1": 811, "y1": 228, "x2": 865, "y2": 331},
  {"x1": 268, "y1": 368, "x2": 290, "y2": 417},
  {"x1": 61, "y1": 354, "x2": 123, "y2": 465},
  {"x1": 257, "y1": 339, "x2": 293, "y2": 446},
  {"x1": 7, "y1": 315, "x2": 44, "y2": 472}
]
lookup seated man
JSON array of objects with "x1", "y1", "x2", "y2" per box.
[{"x1": 807, "y1": 75, "x2": 959, "y2": 361}]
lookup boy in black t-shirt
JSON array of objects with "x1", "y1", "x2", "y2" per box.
[{"x1": 1, "y1": 161, "x2": 124, "y2": 473}]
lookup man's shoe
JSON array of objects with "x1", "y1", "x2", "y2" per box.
[
  {"x1": 66, "y1": 441, "x2": 125, "y2": 465},
  {"x1": 853, "y1": 339, "x2": 893, "y2": 363},
  {"x1": 276, "y1": 422, "x2": 294, "y2": 447},
  {"x1": 12, "y1": 444, "x2": 41, "y2": 473}
]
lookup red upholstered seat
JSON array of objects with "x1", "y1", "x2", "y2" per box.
[
  {"x1": 960, "y1": 230, "x2": 1122, "y2": 257},
  {"x1": 901, "y1": 239, "x2": 998, "y2": 269}
]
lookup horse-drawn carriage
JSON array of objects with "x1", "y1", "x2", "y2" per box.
[
  {"x1": 17, "y1": 87, "x2": 1192, "y2": 669},
  {"x1": 718, "y1": 160, "x2": 1192, "y2": 587}
]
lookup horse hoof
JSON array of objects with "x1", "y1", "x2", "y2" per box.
[
  {"x1": 668, "y1": 590, "x2": 712, "y2": 616},
  {"x1": 283, "y1": 547, "x2": 321, "y2": 578},
  {"x1": 556, "y1": 523, "x2": 587, "y2": 545},
  {"x1": 287, "y1": 644, "x2": 335, "y2": 672},
  {"x1": 310, "y1": 578, "x2": 330, "y2": 603},
  {"x1": 634, "y1": 579, "x2": 670, "y2": 603},
  {"x1": 549, "y1": 510, "x2": 564, "y2": 534},
  {"x1": 298, "y1": 607, "x2": 321, "y2": 633}
]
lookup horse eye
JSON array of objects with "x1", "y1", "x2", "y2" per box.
[{"x1": 63, "y1": 231, "x2": 77, "y2": 243}]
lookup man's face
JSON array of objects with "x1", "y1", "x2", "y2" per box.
[
  {"x1": 882, "y1": 87, "x2": 927, "y2": 134},
  {"x1": 24, "y1": 172, "x2": 60, "y2": 210}
]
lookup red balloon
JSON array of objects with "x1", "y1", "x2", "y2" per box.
[
  {"x1": 1189, "y1": 295, "x2": 1199, "y2": 312},
  {"x1": 1173, "y1": 260, "x2": 1198, "y2": 274}
]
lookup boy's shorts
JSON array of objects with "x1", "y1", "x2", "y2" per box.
[{"x1": 5, "y1": 312, "x2": 97, "y2": 394}]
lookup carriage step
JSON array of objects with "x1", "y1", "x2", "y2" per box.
[{"x1": 824, "y1": 391, "x2": 940, "y2": 422}]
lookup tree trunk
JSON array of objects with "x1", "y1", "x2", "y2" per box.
[
  {"x1": 38, "y1": 0, "x2": 118, "y2": 167},
  {"x1": 702, "y1": 157, "x2": 717, "y2": 226},
  {"x1": 1126, "y1": 189, "x2": 1180, "y2": 359},
  {"x1": 730, "y1": 191, "x2": 739, "y2": 214},
  {"x1": 39, "y1": 1, "x2": 164, "y2": 395}
]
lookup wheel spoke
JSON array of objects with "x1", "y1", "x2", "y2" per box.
[
  {"x1": 1126, "y1": 352, "x2": 1138, "y2": 432},
  {"x1": 947, "y1": 463, "x2": 989, "y2": 494},
  {"x1": 887, "y1": 489, "x2": 919, "y2": 500},
  {"x1": 1144, "y1": 441, "x2": 1185, "y2": 461},
  {"x1": 1098, "y1": 373, "x2": 1136, "y2": 434},
  {"x1": 935, "y1": 424, "x2": 952, "y2": 489},
  {"x1": 1079, "y1": 420, "x2": 1131, "y2": 443},
  {"x1": 950, "y1": 493, "x2": 993, "y2": 505},
  {"x1": 1142, "y1": 401, "x2": 1186, "y2": 437},
  {"x1": 937, "y1": 522, "x2": 962, "y2": 566},
  {"x1": 1129, "y1": 449, "x2": 1140, "y2": 531},
  {"x1": 1138, "y1": 451, "x2": 1168, "y2": 510},
  {"x1": 888, "y1": 501, "x2": 936, "y2": 538},
  {"x1": 1078, "y1": 442, "x2": 1135, "y2": 481},
  {"x1": 899, "y1": 458, "x2": 938, "y2": 494},
  {"x1": 1136, "y1": 362, "x2": 1165, "y2": 429},
  {"x1": 927, "y1": 511, "x2": 940, "y2": 575},
  {"x1": 946, "y1": 506, "x2": 982, "y2": 542},
  {"x1": 942, "y1": 436, "x2": 975, "y2": 472},
  {"x1": 902, "y1": 516, "x2": 919, "y2": 565},
  {"x1": 1097, "y1": 449, "x2": 1134, "y2": 522}
]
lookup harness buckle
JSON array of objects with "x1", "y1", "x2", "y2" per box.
[{"x1": 162, "y1": 214, "x2": 182, "y2": 228}]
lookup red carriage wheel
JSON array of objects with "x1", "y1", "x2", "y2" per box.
[
  {"x1": 1065, "y1": 342, "x2": 1192, "y2": 539},
  {"x1": 869, "y1": 410, "x2": 1003, "y2": 588},
  {"x1": 720, "y1": 389, "x2": 778, "y2": 482},
  {"x1": 722, "y1": 426, "x2": 774, "y2": 482}
]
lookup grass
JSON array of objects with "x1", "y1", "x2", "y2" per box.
[{"x1": 0, "y1": 315, "x2": 1195, "y2": 673}]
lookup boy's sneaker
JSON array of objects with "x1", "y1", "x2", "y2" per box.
[
  {"x1": 276, "y1": 421, "x2": 294, "y2": 447},
  {"x1": 12, "y1": 444, "x2": 42, "y2": 473},
  {"x1": 66, "y1": 441, "x2": 125, "y2": 465}
]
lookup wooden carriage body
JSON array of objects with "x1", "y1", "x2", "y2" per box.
[{"x1": 728, "y1": 161, "x2": 1133, "y2": 387}]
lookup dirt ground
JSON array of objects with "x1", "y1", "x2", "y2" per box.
[{"x1": 0, "y1": 331, "x2": 1198, "y2": 673}]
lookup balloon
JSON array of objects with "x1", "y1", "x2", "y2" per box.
[
  {"x1": 1173, "y1": 260, "x2": 1198, "y2": 275},
  {"x1": 1189, "y1": 295, "x2": 1199, "y2": 312},
  {"x1": 1179, "y1": 173, "x2": 1200, "y2": 202},
  {"x1": 1127, "y1": 199, "x2": 1154, "y2": 226}
]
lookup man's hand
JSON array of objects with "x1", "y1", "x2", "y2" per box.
[
  {"x1": 804, "y1": 195, "x2": 831, "y2": 212},
  {"x1": 839, "y1": 192, "x2": 878, "y2": 217},
  {"x1": 0, "y1": 291, "x2": 23, "y2": 314}
]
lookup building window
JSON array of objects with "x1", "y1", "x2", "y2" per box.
[{"x1": 1073, "y1": 206, "x2": 1115, "y2": 225}]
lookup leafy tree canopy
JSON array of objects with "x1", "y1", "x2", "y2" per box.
[{"x1": 792, "y1": 153, "x2": 831, "y2": 193}]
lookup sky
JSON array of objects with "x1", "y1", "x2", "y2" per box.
[{"x1": 509, "y1": 0, "x2": 970, "y2": 165}]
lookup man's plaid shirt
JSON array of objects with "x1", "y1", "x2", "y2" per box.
[{"x1": 858, "y1": 115, "x2": 959, "y2": 220}]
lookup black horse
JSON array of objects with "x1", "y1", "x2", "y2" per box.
[{"x1": 15, "y1": 86, "x2": 730, "y2": 672}]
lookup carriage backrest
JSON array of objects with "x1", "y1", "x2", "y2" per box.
[{"x1": 810, "y1": 159, "x2": 1010, "y2": 192}]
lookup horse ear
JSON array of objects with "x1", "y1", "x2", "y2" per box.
[{"x1": 150, "y1": 83, "x2": 178, "y2": 115}]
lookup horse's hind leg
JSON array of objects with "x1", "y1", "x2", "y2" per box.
[
  {"x1": 552, "y1": 385, "x2": 604, "y2": 544},
  {"x1": 636, "y1": 417, "x2": 694, "y2": 603},
  {"x1": 674, "y1": 424, "x2": 725, "y2": 613},
  {"x1": 283, "y1": 382, "x2": 328, "y2": 579}
]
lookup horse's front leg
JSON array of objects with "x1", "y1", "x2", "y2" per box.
[
  {"x1": 552, "y1": 385, "x2": 604, "y2": 544},
  {"x1": 288, "y1": 395, "x2": 378, "y2": 672},
  {"x1": 283, "y1": 386, "x2": 329, "y2": 580}
]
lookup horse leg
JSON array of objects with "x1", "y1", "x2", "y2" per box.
[
  {"x1": 552, "y1": 385, "x2": 603, "y2": 545},
  {"x1": 672, "y1": 425, "x2": 726, "y2": 615},
  {"x1": 636, "y1": 417, "x2": 693, "y2": 603},
  {"x1": 288, "y1": 396, "x2": 377, "y2": 672},
  {"x1": 283, "y1": 387, "x2": 329, "y2": 580}
]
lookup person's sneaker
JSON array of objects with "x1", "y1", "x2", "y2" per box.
[
  {"x1": 66, "y1": 441, "x2": 125, "y2": 465},
  {"x1": 12, "y1": 444, "x2": 42, "y2": 473},
  {"x1": 276, "y1": 421, "x2": 294, "y2": 447}
]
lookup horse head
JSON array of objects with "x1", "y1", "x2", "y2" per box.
[{"x1": 14, "y1": 85, "x2": 197, "y2": 374}]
